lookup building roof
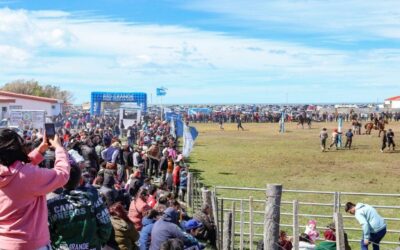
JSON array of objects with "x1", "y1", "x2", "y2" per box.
[
  {"x1": 0, "y1": 97, "x2": 16, "y2": 103},
  {"x1": 0, "y1": 91, "x2": 61, "y2": 104},
  {"x1": 385, "y1": 96, "x2": 400, "y2": 101}
]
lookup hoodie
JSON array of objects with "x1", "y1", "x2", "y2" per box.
[
  {"x1": 139, "y1": 217, "x2": 157, "y2": 250},
  {"x1": 0, "y1": 147, "x2": 70, "y2": 250},
  {"x1": 355, "y1": 203, "x2": 386, "y2": 240},
  {"x1": 149, "y1": 208, "x2": 188, "y2": 250}
]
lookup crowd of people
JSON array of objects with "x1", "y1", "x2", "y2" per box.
[
  {"x1": 319, "y1": 125, "x2": 395, "y2": 153},
  {"x1": 0, "y1": 114, "x2": 217, "y2": 250}
]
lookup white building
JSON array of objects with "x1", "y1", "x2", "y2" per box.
[
  {"x1": 0, "y1": 91, "x2": 63, "y2": 119},
  {"x1": 384, "y1": 96, "x2": 400, "y2": 109}
]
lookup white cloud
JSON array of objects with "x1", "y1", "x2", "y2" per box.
[
  {"x1": 1, "y1": 6, "x2": 400, "y2": 103},
  {"x1": 0, "y1": 44, "x2": 30, "y2": 63},
  {"x1": 183, "y1": 0, "x2": 400, "y2": 40}
]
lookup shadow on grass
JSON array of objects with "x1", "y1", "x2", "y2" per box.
[
  {"x1": 188, "y1": 168, "x2": 205, "y2": 181},
  {"x1": 218, "y1": 172, "x2": 235, "y2": 176}
]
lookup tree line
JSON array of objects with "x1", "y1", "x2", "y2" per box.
[{"x1": 1, "y1": 80, "x2": 73, "y2": 103}]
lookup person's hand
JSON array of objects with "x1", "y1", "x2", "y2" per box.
[
  {"x1": 38, "y1": 133, "x2": 49, "y2": 154},
  {"x1": 364, "y1": 239, "x2": 370, "y2": 245},
  {"x1": 49, "y1": 134, "x2": 62, "y2": 148}
]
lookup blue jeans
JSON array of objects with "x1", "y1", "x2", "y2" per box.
[{"x1": 361, "y1": 227, "x2": 386, "y2": 250}]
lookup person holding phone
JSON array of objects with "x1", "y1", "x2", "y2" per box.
[{"x1": 0, "y1": 128, "x2": 70, "y2": 250}]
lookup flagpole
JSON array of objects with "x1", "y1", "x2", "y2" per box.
[{"x1": 161, "y1": 95, "x2": 163, "y2": 121}]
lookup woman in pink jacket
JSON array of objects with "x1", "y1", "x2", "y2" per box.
[{"x1": 0, "y1": 129, "x2": 70, "y2": 250}]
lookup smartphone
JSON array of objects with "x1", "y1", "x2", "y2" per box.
[{"x1": 44, "y1": 123, "x2": 56, "y2": 140}]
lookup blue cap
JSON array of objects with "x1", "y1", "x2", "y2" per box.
[{"x1": 184, "y1": 219, "x2": 203, "y2": 230}]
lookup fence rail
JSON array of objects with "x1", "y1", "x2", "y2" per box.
[{"x1": 186, "y1": 178, "x2": 400, "y2": 249}]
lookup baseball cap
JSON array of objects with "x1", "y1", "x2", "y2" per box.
[{"x1": 184, "y1": 219, "x2": 203, "y2": 231}]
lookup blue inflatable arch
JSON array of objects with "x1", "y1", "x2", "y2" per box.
[{"x1": 90, "y1": 92, "x2": 147, "y2": 115}]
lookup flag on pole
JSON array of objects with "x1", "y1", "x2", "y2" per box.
[
  {"x1": 183, "y1": 124, "x2": 198, "y2": 157},
  {"x1": 156, "y1": 87, "x2": 167, "y2": 96},
  {"x1": 170, "y1": 117, "x2": 176, "y2": 138},
  {"x1": 175, "y1": 119, "x2": 184, "y2": 137}
]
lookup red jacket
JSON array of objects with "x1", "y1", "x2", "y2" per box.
[{"x1": 172, "y1": 166, "x2": 181, "y2": 186}]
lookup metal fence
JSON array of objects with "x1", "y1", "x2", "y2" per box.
[{"x1": 213, "y1": 185, "x2": 400, "y2": 249}]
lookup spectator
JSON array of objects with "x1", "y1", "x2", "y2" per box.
[
  {"x1": 172, "y1": 161, "x2": 181, "y2": 198},
  {"x1": 304, "y1": 220, "x2": 319, "y2": 244},
  {"x1": 345, "y1": 129, "x2": 354, "y2": 149},
  {"x1": 320, "y1": 127, "x2": 328, "y2": 152},
  {"x1": 139, "y1": 209, "x2": 159, "y2": 250},
  {"x1": 387, "y1": 128, "x2": 395, "y2": 151},
  {"x1": 299, "y1": 233, "x2": 315, "y2": 250},
  {"x1": 329, "y1": 129, "x2": 339, "y2": 150},
  {"x1": 147, "y1": 184, "x2": 158, "y2": 208},
  {"x1": 0, "y1": 130, "x2": 70, "y2": 250},
  {"x1": 108, "y1": 202, "x2": 139, "y2": 250},
  {"x1": 193, "y1": 204, "x2": 217, "y2": 248},
  {"x1": 179, "y1": 167, "x2": 188, "y2": 202},
  {"x1": 326, "y1": 222, "x2": 351, "y2": 250},
  {"x1": 150, "y1": 207, "x2": 190, "y2": 250},
  {"x1": 128, "y1": 188, "x2": 151, "y2": 231},
  {"x1": 345, "y1": 202, "x2": 386, "y2": 250},
  {"x1": 381, "y1": 130, "x2": 387, "y2": 152},
  {"x1": 182, "y1": 219, "x2": 205, "y2": 249},
  {"x1": 47, "y1": 165, "x2": 112, "y2": 249},
  {"x1": 126, "y1": 170, "x2": 142, "y2": 198},
  {"x1": 278, "y1": 230, "x2": 293, "y2": 250},
  {"x1": 315, "y1": 229, "x2": 336, "y2": 250},
  {"x1": 100, "y1": 169, "x2": 119, "y2": 207}
]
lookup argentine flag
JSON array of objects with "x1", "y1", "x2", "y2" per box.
[
  {"x1": 182, "y1": 124, "x2": 199, "y2": 157},
  {"x1": 156, "y1": 87, "x2": 167, "y2": 96}
]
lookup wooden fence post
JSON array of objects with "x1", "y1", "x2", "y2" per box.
[
  {"x1": 211, "y1": 191, "x2": 220, "y2": 249},
  {"x1": 264, "y1": 184, "x2": 283, "y2": 250},
  {"x1": 202, "y1": 188, "x2": 212, "y2": 208},
  {"x1": 249, "y1": 196, "x2": 254, "y2": 250},
  {"x1": 292, "y1": 200, "x2": 299, "y2": 250},
  {"x1": 223, "y1": 211, "x2": 233, "y2": 250},
  {"x1": 334, "y1": 213, "x2": 346, "y2": 250},
  {"x1": 334, "y1": 192, "x2": 339, "y2": 213},
  {"x1": 187, "y1": 173, "x2": 193, "y2": 208}
]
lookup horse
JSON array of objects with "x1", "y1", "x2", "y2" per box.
[
  {"x1": 352, "y1": 119, "x2": 362, "y2": 135},
  {"x1": 364, "y1": 120, "x2": 388, "y2": 137},
  {"x1": 364, "y1": 122, "x2": 374, "y2": 135},
  {"x1": 297, "y1": 114, "x2": 305, "y2": 129},
  {"x1": 376, "y1": 119, "x2": 388, "y2": 137}
]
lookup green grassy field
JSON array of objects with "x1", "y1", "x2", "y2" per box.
[
  {"x1": 188, "y1": 121, "x2": 400, "y2": 248},
  {"x1": 190, "y1": 121, "x2": 400, "y2": 193}
]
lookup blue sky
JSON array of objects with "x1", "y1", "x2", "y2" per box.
[{"x1": 1, "y1": 0, "x2": 400, "y2": 104}]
